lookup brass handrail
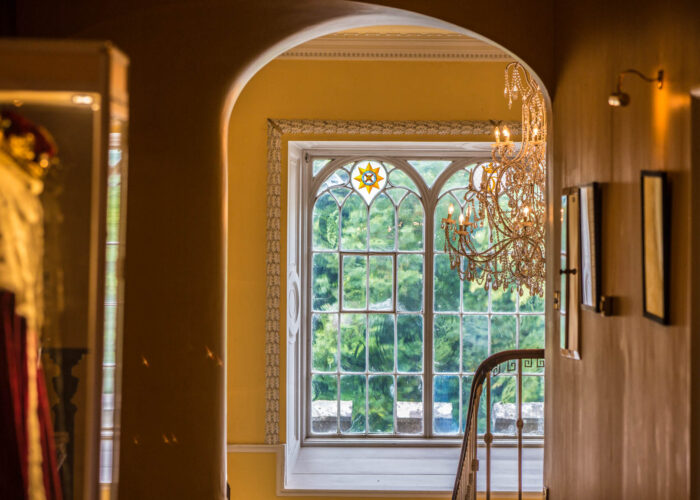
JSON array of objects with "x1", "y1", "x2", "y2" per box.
[{"x1": 452, "y1": 349, "x2": 545, "y2": 500}]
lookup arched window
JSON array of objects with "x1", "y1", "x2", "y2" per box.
[{"x1": 300, "y1": 144, "x2": 544, "y2": 441}]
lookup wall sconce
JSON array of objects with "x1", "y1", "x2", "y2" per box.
[{"x1": 608, "y1": 69, "x2": 664, "y2": 107}]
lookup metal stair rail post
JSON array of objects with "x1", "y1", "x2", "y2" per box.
[{"x1": 452, "y1": 349, "x2": 545, "y2": 500}]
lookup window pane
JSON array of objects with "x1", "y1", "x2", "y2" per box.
[
  {"x1": 103, "y1": 305, "x2": 116, "y2": 364},
  {"x1": 462, "y1": 375, "x2": 487, "y2": 434},
  {"x1": 434, "y1": 315, "x2": 460, "y2": 372},
  {"x1": 319, "y1": 168, "x2": 350, "y2": 193},
  {"x1": 492, "y1": 287, "x2": 517, "y2": 312},
  {"x1": 368, "y1": 375, "x2": 394, "y2": 433},
  {"x1": 368, "y1": 314, "x2": 394, "y2": 372},
  {"x1": 491, "y1": 315, "x2": 517, "y2": 352},
  {"x1": 385, "y1": 187, "x2": 407, "y2": 205},
  {"x1": 330, "y1": 187, "x2": 351, "y2": 204},
  {"x1": 434, "y1": 254, "x2": 460, "y2": 312},
  {"x1": 101, "y1": 369, "x2": 115, "y2": 435},
  {"x1": 491, "y1": 375, "x2": 516, "y2": 436},
  {"x1": 312, "y1": 314, "x2": 337, "y2": 372},
  {"x1": 312, "y1": 158, "x2": 331, "y2": 176},
  {"x1": 439, "y1": 165, "x2": 474, "y2": 195},
  {"x1": 520, "y1": 315, "x2": 545, "y2": 349},
  {"x1": 408, "y1": 160, "x2": 451, "y2": 187},
  {"x1": 520, "y1": 315, "x2": 545, "y2": 373},
  {"x1": 463, "y1": 280, "x2": 488, "y2": 312},
  {"x1": 312, "y1": 193, "x2": 339, "y2": 251},
  {"x1": 369, "y1": 194, "x2": 395, "y2": 251},
  {"x1": 340, "y1": 375, "x2": 366, "y2": 434},
  {"x1": 433, "y1": 375, "x2": 459, "y2": 434},
  {"x1": 398, "y1": 194, "x2": 424, "y2": 250},
  {"x1": 397, "y1": 254, "x2": 423, "y2": 312},
  {"x1": 342, "y1": 255, "x2": 366, "y2": 310},
  {"x1": 462, "y1": 315, "x2": 488, "y2": 372},
  {"x1": 397, "y1": 314, "x2": 422, "y2": 372},
  {"x1": 397, "y1": 376, "x2": 423, "y2": 434},
  {"x1": 341, "y1": 193, "x2": 367, "y2": 250},
  {"x1": 311, "y1": 375, "x2": 338, "y2": 434},
  {"x1": 105, "y1": 245, "x2": 119, "y2": 304},
  {"x1": 388, "y1": 168, "x2": 418, "y2": 192},
  {"x1": 522, "y1": 376, "x2": 545, "y2": 435},
  {"x1": 312, "y1": 253, "x2": 338, "y2": 311},
  {"x1": 560, "y1": 254, "x2": 567, "y2": 349},
  {"x1": 100, "y1": 439, "x2": 113, "y2": 483},
  {"x1": 519, "y1": 288, "x2": 545, "y2": 312},
  {"x1": 340, "y1": 314, "x2": 366, "y2": 372},
  {"x1": 102, "y1": 365, "x2": 115, "y2": 396},
  {"x1": 369, "y1": 255, "x2": 393, "y2": 310},
  {"x1": 434, "y1": 194, "x2": 463, "y2": 251}
]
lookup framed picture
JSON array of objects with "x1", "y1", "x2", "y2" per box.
[
  {"x1": 560, "y1": 187, "x2": 581, "y2": 359},
  {"x1": 579, "y1": 183, "x2": 601, "y2": 311},
  {"x1": 641, "y1": 171, "x2": 670, "y2": 324}
]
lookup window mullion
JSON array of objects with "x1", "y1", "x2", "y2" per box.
[{"x1": 424, "y1": 191, "x2": 435, "y2": 439}]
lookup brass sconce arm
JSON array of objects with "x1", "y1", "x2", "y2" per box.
[{"x1": 608, "y1": 69, "x2": 664, "y2": 107}]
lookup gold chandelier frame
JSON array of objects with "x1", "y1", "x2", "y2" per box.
[{"x1": 441, "y1": 62, "x2": 546, "y2": 296}]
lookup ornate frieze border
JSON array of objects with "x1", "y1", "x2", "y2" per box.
[
  {"x1": 278, "y1": 32, "x2": 513, "y2": 61},
  {"x1": 264, "y1": 119, "x2": 521, "y2": 444}
]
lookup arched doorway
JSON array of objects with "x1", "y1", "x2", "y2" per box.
[
  {"x1": 37, "y1": 2, "x2": 557, "y2": 497},
  {"x1": 223, "y1": 8, "x2": 554, "y2": 498}
]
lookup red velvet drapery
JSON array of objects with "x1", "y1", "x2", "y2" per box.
[{"x1": 0, "y1": 290, "x2": 62, "y2": 499}]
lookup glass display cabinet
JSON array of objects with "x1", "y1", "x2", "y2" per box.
[{"x1": 0, "y1": 40, "x2": 129, "y2": 500}]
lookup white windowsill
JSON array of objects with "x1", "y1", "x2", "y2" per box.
[{"x1": 281, "y1": 445, "x2": 543, "y2": 496}]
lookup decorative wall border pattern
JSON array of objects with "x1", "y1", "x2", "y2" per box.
[
  {"x1": 278, "y1": 32, "x2": 513, "y2": 61},
  {"x1": 264, "y1": 119, "x2": 522, "y2": 444}
]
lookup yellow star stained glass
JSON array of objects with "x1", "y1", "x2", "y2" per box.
[{"x1": 353, "y1": 162, "x2": 384, "y2": 194}]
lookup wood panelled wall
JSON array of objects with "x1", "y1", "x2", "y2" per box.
[
  {"x1": 546, "y1": 1, "x2": 700, "y2": 498},
  {"x1": 8, "y1": 0, "x2": 700, "y2": 498}
]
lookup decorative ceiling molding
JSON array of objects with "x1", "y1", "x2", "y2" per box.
[{"x1": 279, "y1": 32, "x2": 513, "y2": 62}]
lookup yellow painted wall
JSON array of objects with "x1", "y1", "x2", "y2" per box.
[{"x1": 227, "y1": 58, "x2": 520, "y2": 499}]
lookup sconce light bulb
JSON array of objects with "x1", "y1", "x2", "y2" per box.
[
  {"x1": 608, "y1": 92, "x2": 630, "y2": 107},
  {"x1": 532, "y1": 127, "x2": 539, "y2": 137},
  {"x1": 448, "y1": 203, "x2": 454, "y2": 215},
  {"x1": 503, "y1": 127, "x2": 510, "y2": 139},
  {"x1": 459, "y1": 213, "x2": 465, "y2": 225}
]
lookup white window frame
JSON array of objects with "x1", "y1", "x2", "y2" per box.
[{"x1": 284, "y1": 140, "x2": 543, "y2": 494}]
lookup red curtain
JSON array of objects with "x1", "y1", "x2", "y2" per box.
[
  {"x1": 0, "y1": 290, "x2": 62, "y2": 499},
  {"x1": 0, "y1": 290, "x2": 28, "y2": 499}
]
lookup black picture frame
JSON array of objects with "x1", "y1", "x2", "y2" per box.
[
  {"x1": 640, "y1": 171, "x2": 670, "y2": 324},
  {"x1": 579, "y1": 183, "x2": 601, "y2": 312}
]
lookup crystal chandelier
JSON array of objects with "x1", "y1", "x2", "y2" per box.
[{"x1": 441, "y1": 62, "x2": 546, "y2": 296}]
